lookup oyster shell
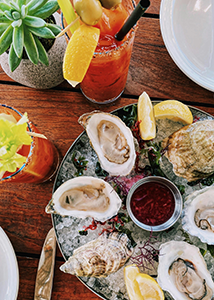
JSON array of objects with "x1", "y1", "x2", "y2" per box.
[
  {"x1": 157, "y1": 241, "x2": 214, "y2": 300},
  {"x1": 182, "y1": 185, "x2": 214, "y2": 245},
  {"x1": 78, "y1": 111, "x2": 136, "y2": 176},
  {"x1": 60, "y1": 231, "x2": 134, "y2": 277},
  {"x1": 46, "y1": 176, "x2": 121, "y2": 222},
  {"x1": 162, "y1": 120, "x2": 214, "y2": 182}
]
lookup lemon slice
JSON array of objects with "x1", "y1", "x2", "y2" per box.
[
  {"x1": 124, "y1": 264, "x2": 143, "y2": 300},
  {"x1": 137, "y1": 91, "x2": 156, "y2": 140},
  {"x1": 154, "y1": 100, "x2": 193, "y2": 125},
  {"x1": 136, "y1": 273, "x2": 164, "y2": 300},
  {"x1": 124, "y1": 265, "x2": 164, "y2": 300},
  {"x1": 63, "y1": 24, "x2": 100, "y2": 87}
]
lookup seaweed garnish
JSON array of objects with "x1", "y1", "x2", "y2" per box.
[{"x1": 71, "y1": 152, "x2": 88, "y2": 176}]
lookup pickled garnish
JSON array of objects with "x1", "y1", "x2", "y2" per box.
[{"x1": 73, "y1": 0, "x2": 102, "y2": 26}]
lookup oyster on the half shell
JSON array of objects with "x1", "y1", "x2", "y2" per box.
[
  {"x1": 162, "y1": 120, "x2": 214, "y2": 182},
  {"x1": 78, "y1": 111, "x2": 136, "y2": 176},
  {"x1": 46, "y1": 176, "x2": 121, "y2": 222},
  {"x1": 157, "y1": 241, "x2": 214, "y2": 300},
  {"x1": 60, "y1": 231, "x2": 134, "y2": 277},
  {"x1": 182, "y1": 185, "x2": 214, "y2": 245}
]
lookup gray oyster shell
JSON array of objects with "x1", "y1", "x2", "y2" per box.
[
  {"x1": 162, "y1": 120, "x2": 214, "y2": 182},
  {"x1": 60, "y1": 232, "x2": 134, "y2": 278}
]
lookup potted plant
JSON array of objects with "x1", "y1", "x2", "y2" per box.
[{"x1": 0, "y1": 0, "x2": 67, "y2": 89}]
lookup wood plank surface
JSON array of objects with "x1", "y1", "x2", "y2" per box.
[
  {"x1": 1, "y1": 16, "x2": 213, "y2": 103},
  {"x1": 17, "y1": 257, "x2": 100, "y2": 300},
  {"x1": 0, "y1": 0, "x2": 214, "y2": 299}
]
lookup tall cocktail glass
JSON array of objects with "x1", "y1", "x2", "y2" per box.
[
  {"x1": 63, "y1": 0, "x2": 137, "y2": 104},
  {"x1": 0, "y1": 104, "x2": 59, "y2": 183},
  {"x1": 80, "y1": 0, "x2": 136, "y2": 104}
]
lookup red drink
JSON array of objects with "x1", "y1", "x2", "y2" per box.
[
  {"x1": 80, "y1": 0, "x2": 136, "y2": 104},
  {"x1": 0, "y1": 104, "x2": 59, "y2": 183}
]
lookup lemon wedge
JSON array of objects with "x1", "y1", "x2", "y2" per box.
[
  {"x1": 124, "y1": 264, "x2": 143, "y2": 300},
  {"x1": 124, "y1": 265, "x2": 164, "y2": 300},
  {"x1": 63, "y1": 24, "x2": 100, "y2": 87},
  {"x1": 136, "y1": 273, "x2": 164, "y2": 300},
  {"x1": 137, "y1": 91, "x2": 156, "y2": 140},
  {"x1": 154, "y1": 100, "x2": 193, "y2": 125}
]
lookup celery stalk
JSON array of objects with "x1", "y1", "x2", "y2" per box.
[{"x1": 57, "y1": 0, "x2": 79, "y2": 34}]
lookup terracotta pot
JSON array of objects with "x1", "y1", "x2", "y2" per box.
[{"x1": 0, "y1": 12, "x2": 67, "y2": 89}]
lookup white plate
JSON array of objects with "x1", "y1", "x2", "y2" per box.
[
  {"x1": 0, "y1": 227, "x2": 19, "y2": 300},
  {"x1": 160, "y1": 0, "x2": 214, "y2": 91}
]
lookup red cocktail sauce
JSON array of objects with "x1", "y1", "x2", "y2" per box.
[{"x1": 130, "y1": 182, "x2": 175, "y2": 226}]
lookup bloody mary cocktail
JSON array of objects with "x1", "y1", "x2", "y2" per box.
[
  {"x1": 0, "y1": 104, "x2": 59, "y2": 183},
  {"x1": 80, "y1": 0, "x2": 136, "y2": 104}
]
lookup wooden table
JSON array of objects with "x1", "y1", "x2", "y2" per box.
[{"x1": 0, "y1": 0, "x2": 213, "y2": 299}]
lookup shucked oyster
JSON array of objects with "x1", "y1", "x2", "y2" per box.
[
  {"x1": 157, "y1": 241, "x2": 214, "y2": 300},
  {"x1": 46, "y1": 176, "x2": 121, "y2": 222},
  {"x1": 60, "y1": 231, "x2": 134, "y2": 277},
  {"x1": 162, "y1": 120, "x2": 214, "y2": 182},
  {"x1": 78, "y1": 111, "x2": 136, "y2": 176},
  {"x1": 182, "y1": 185, "x2": 214, "y2": 245}
]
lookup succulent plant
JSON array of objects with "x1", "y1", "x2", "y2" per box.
[{"x1": 0, "y1": 0, "x2": 61, "y2": 71}]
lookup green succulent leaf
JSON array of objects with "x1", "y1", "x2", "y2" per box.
[
  {"x1": 0, "y1": 23, "x2": 10, "y2": 35},
  {"x1": 9, "y1": 44, "x2": 22, "y2": 71},
  {"x1": 28, "y1": 25, "x2": 55, "y2": 38},
  {"x1": 0, "y1": 25, "x2": 13, "y2": 55},
  {"x1": 21, "y1": 4, "x2": 27, "y2": 17},
  {"x1": 13, "y1": 24, "x2": 24, "y2": 57},
  {"x1": 24, "y1": 28, "x2": 39, "y2": 64},
  {"x1": 23, "y1": 15, "x2": 46, "y2": 27},
  {"x1": 0, "y1": 14, "x2": 11, "y2": 22},
  {"x1": 0, "y1": 3, "x2": 11, "y2": 12},
  {"x1": 4, "y1": 10, "x2": 14, "y2": 21},
  {"x1": 12, "y1": 19, "x2": 22, "y2": 27},
  {"x1": 34, "y1": 37, "x2": 49, "y2": 66},
  {"x1": 27, "y1": 0, "x2": 48, "y2": 15},
  {"x1": 12, "y1": 11, "x2": 21, "y2": 20},
  {"x1": 33, "y1": 1, "x2": 59, "y2": 19},
  {"x1": 46, "y1": 23, "x2": 61, "y2": 35},
  {"x1": 18, "y1": 0, "x2": 27, "y2": 7},
  {"x1": 9, "y1": 2, "x2": 20, "y2": 11}
]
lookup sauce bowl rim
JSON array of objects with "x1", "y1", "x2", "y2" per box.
[{"x1": 126, "y1": 176, "x2": 183, "y2": 232}]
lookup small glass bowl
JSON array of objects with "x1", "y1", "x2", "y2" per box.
[{"x1": 126, "y1": 176, "x2": 183, "y2": 232}]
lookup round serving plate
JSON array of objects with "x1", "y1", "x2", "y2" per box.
[
  {"x1": 51, "y1": 103, "x2": 214, "y2": 300},
  {"x1": 0, "y1": 227, "x2": 19, "y2": 300},
  {"x1": 160, "y1": 0, "x2": 214, "y2": 92}
]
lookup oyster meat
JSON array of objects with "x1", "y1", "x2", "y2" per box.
[
  {"x1": 162, "y1": 120, "x2": 214, "y2": 182},
  {"x1": 182, "y1": 185, "x2": 214, "y2": 245},
  {"x1": 46, "y1": 176, "x2": 121, "y2": 222},
  {"x1": 78, "y1": 111, "x2": 136, "y2": 176},
  {"x1": 60, "y1": 231, "x2": 134, "y2": 277},
  {"x1": 157, "y1": 241, "x2": 214, "y2": 300}
]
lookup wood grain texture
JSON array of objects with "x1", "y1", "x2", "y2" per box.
[
  {"x1": 0, "y1": 1, "x2": 214, "y2": 299},
  {"x1": 17, "y1": 257, "x2": 100, "y2": 300}
]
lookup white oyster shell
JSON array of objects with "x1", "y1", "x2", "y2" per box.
[
  {"x1": 78, "y1": 111, "x2": 136, "y2": 176},
  {"x1": 46, "y1": 176, "x2": 122, "y2": 222},
  {"x1": 157, "y1": 241, "x2": 214, "y2": 300},
  {"x1": 182, "y1": 186, "x2": 214, "y2": 245}
]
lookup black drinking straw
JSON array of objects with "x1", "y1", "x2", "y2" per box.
[{"x1": 115, "y1": 0, "x2": 150, "y2": 41}]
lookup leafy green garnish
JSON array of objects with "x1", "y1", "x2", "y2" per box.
[
  {"x1": 0, "y1": 115, "x2": 32, "y2": 173},
  {"x1": 71, "y1": 152, "x2": 88, "y2": 176}
]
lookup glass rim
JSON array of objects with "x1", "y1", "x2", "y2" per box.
[
  {"x1": 61, "y1": 0, "x2": 137, "y2": 55},
  {"x1": 0, "y1": 104, "x2": 34, "y2": 182}
]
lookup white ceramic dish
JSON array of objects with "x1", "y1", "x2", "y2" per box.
[
  {"x1": 160, "y1": 0, "x2": 214, "y2": 92},
  {"x1": 0, "y1": 227, "x2": 19, "y2": 300}
]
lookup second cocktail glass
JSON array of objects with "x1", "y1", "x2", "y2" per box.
[{"x1": 0, "y1": 104, "x2": 59, "y2": 184}]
